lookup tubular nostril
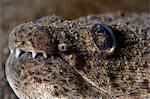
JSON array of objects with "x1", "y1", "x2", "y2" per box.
[
  {"x1": 22, "y1": 41, "x2": 25, "y2": 45},
  {"x1": 90, "y1": 23, "x2": 116, "y2": 54},
  {"x1": 58, "y1": 43, "x2": 68, "y2": 52}
]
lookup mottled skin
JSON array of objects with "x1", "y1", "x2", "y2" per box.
[
  {"x1": 6, "y1": 14, "x2": 150, "y2": 99},
  {"x1": 9, "y1": 22, "x2": 57, "y2": 55}
]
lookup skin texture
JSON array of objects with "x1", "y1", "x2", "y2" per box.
[
  {"x1": 6, "y1": 14, "x2": 150, "y2": 99},
  {"x1": 9, "y1": 22, "x2": 57, "y2": 57}
]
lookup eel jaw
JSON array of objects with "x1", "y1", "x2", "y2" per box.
[{"x1": 9, "y1": 48, "x2": 48, "y2": 59}]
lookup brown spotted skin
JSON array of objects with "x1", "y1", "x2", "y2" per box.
[
  {"x1": 9, "y1": 22, "x2": 56, "y2": 54},
  {"x1": 35, "y1": 15, "x2": 64, "y2": 27},
  {"x1": 6, "y1": 53, "x2": 106, "y2": 99},
  {"x1": 6, "y1": 14, "x2": 150, "y2": 99}
]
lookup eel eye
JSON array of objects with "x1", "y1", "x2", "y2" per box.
[{"x1": 90, "y1": 23, "x2": 116, "y2": 54}]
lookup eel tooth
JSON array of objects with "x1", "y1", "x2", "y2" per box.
[
  {"x1": 43, "y1": 53, "x2": 47, "y2": 58},
  {"x1": 15, "y1": 48, "x2": 21, "y2": 58},
  {"x1": 32, "y1": 52, "x2": 37, "y2": 59},
  {"x1": 10, "y1": 49, "x2": 14, "y2": 54}
]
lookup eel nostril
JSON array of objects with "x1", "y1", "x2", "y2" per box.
[
  {"x1": 90, "y1": 23, "x2": 116, "y2": 54},
  {"x1": 22, "y1": 41, "x2": 25, "y2": 45},
  {"x1": 14, "y1": 39, "x2": 19, "y2": 43},
  {"x1": 58, "y1": 43, "x2": 68, "y2": 52}
]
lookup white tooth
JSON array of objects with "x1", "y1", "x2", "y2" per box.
[
  {"x1": 99, "y1": 97, "x2": 102, "y2": 99},
  {"x1": 10, "y1": 49, "x2": 14, "y2": 54},
  {"x1": 15, "y1": 48, "x2": 21, "y2": 58},
  {"x1": 32, "y1": 52, "x2": 37, "y2": 59},
  {"x1": 43, "y1": 53, "x2": 47, "y2": 58}
]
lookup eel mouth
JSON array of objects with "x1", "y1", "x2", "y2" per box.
[{"x1": 9, "y1": 48, "x2": 48, "y2": 59}]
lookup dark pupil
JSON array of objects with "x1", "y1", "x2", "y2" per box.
[
  {"x1": 61, "y1": 46, "x2": 64, "y2": 49},
  {"x1": 91, "y1": 23, "x2": 113, "y2": 51}
]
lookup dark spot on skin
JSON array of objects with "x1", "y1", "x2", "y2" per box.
[
  {"x1": 27, "y1": 32, "x2": 32, "y2": 36},
  {"x1": 21, "y1": 66, "x2": 24, "y2": 70},
  {"x1": 24, "y1": 82, "x2": 28, "y2": 86},
  {"x1": 43, "y1": 78, "x2": 49, "y2": 82},
  {"x1": 112, "y1": 82, "x2": 119, "y2": 88},
  {"x1": 130, "y1": 91, "x2": 138, "y2": 96},
  {"x1": 96, "y1": 72, "x2": 100, "y2": 79},
  {"x1": 102, "y1": 83, "x2": 106, "y2": 86},
  {"x1": 45, "y1": 42, "x2": 50, "y2": 46},
  {"x1": 143, "y1": 62, "x2": 149, "y2": 68},
  {"x1": 18, "y1": 30, "x2": 22, "y2": 34},
  {"x1": 29, "y1": 71, "x2": 34, "y2": 75},
  {"x1": 140, "y1": 79, "x2": 149, "y2": 90},
  {"x1": 129, "y1": 66, "x2": 137, "y2": 73},
  {"x1": 45, "y1": 67, "x2": 52, "y2": 72},
  {"x1": 15, "y1": 68, "x2": 21, "y2": 76},
  {"x1": 60, "y1": 79, "x2": 67, "y2": 84},
  {"x1": 22, "y1": 41, "x2": 25, "y2": 45},
  {"x1": 28, "y1": 26, "x2": 33, "y2": 30},
  {"x1": 35, "y1": 71, "x2": 40, "y2": 75},
  {"x1": 29, "y1": 39, "x2": 32, "y2": 41},
  {"x1": 14, "y1": 40, "x2": 19, "y2": 43},
  {"x1": 34, "y1": 77, "x2": 42, "y2": 84},
  {"x1": 120, "y1": 13, "x2": 125, "y2": 17},
  {"x1": 107, "y1": 72, "x2": 116, "y2": 81},
  {"x1": 122, "y1": 88, "x2": 126, "y2": 92},
  {"x1": 54, "y1": 86, "x2": 57, "y2": 89},
  {"x1": 68, "y1": 52, "x2": 86, "y2": 70},
  {"x1": 68, "y1": 74, "x2": 76, "y2": 82},
  {"x1": 83, "y1": 42, "x2": 86, "y2": 44},
  {"x1": 53, "y1": 86, "x2": 60, "y2": 96},
  {"x1": 51, "y1": 73, "x2": 57, "y2": 79},
  {"x1": 20, "y1": 29, "x2": 25, "y2": 32},
  {"x1": 63, "y1": 87, "x2": 68, "y2": 92},
  {"x1": 14, "y1": 81, "x2": 20, "y2": 87},
  {"x1": 54, "y1": 91, "x2": 59, "y2": 97},
  {"x1": 45, "y1": 59, "x2": 52, "y2": 65}
]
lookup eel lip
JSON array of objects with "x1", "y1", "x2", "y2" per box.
[{"x1": 9, "y1": 48, "x2": 48, "y2": 59}]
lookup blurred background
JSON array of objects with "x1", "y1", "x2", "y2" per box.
[{"x1": 0, "y1": 0, "x2": 149, "y2": 98}]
